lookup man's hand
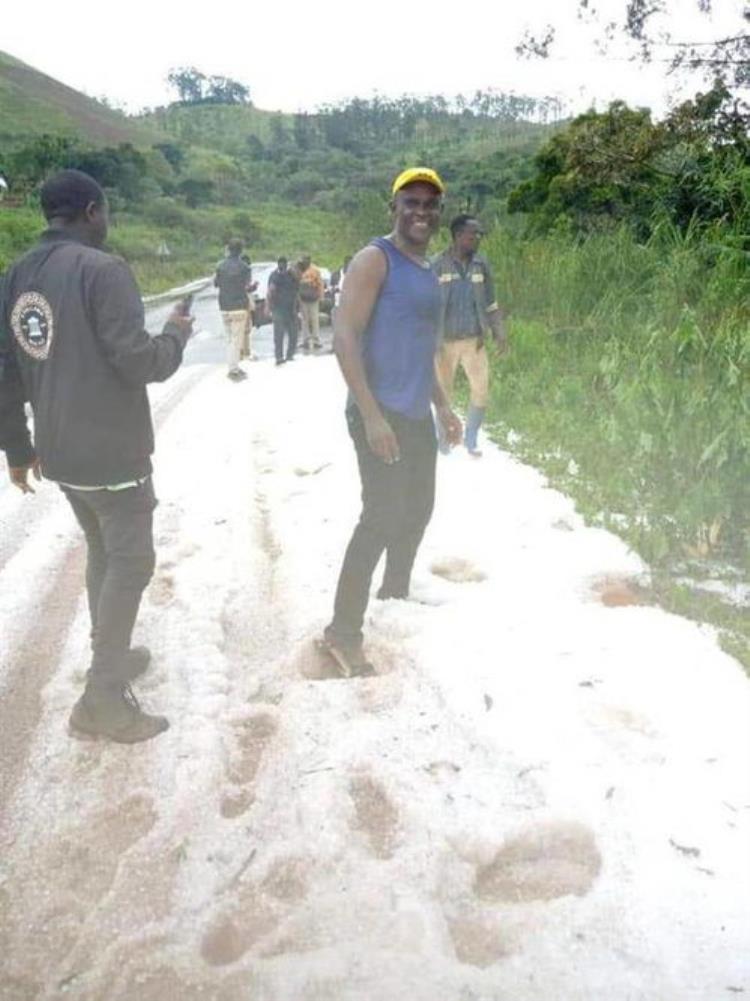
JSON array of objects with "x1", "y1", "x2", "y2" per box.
[
  {"x1": 364, "y1": 412, "x2": 401, "y2": 464},
  {"x1": 166, "y1": 309, "x2": 195, "y2": 339},
  {"x1": 436, "y1": 406, "x2": 462, "y2": 447},
  {"x1": 10, "y1": 459, "x2": 41, "y2": 494},
  {"x1": 490, "y1": 313, "x2": 510, "y2": 356}
]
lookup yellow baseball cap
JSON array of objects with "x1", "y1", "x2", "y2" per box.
[{"x1": 392, "y1": 167, "x2": 445, "y2": 196}]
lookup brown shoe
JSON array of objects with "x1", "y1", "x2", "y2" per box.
[
  {"x1": 318, "y1": 634, "x2": 376, "y2": 678},
  {"x1": 69, "y1": 684, "x2": 169, "y2": 744}
]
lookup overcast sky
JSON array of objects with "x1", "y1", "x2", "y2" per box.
[{"x1": 2, "y1": 0, "x2": 745, "y2": 117}]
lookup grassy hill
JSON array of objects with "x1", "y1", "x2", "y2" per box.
[{"x1": 0, "y1": 51, "x2": 161, "y2": 149}]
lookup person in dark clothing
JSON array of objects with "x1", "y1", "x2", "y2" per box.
[
  {"x1": 322, "y1": 167, "x2": 462, "y2": 677},
  {"x1": 0, "y1": 169, "x2": 193, "y2": 743},
  {"x1": 214, "y1": 238, "x2": 252, "y2": 381},
  {"x1": 267, "y1": 257, "x2": 299, "y2": 365}
]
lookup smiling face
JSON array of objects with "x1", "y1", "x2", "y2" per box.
[{"x1": 391, "y1": 181, "x2": 442, "y2": 252}]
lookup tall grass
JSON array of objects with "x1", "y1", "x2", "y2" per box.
[{"x1": 482, "y1": 218, "x2": 749, "y2": 574}]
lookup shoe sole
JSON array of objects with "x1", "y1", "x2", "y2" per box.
[{"x1": 68, "y1": 718, "x2": 169, "y2": 744}]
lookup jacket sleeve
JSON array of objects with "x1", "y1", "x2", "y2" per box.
[
  {"x1": 89, "y1": 257, "x2": 189, "y2": 387},
  {"x1": 0, "y1": 350, "x2": 36, "y2": 468}
]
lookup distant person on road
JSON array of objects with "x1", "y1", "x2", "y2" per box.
[
  {"x1": 432, "y1": 214, "x2": 508, "y2": 456},
  {"x1": 267, "y1": 257, "x2": 299, "y2": 365},
  {"x1": 321, "y1": 167, "x2": 462, "y2": 676},
  {"x1": 332, "y1": 255, "x2": 352, "y2": 308},
  {"x1": 297, "y1": 255, "x2": 324, "y2": 351},
  {"x1": 330, "y1": 255, "x2": 352, "y2": 353},
  {"x1": 214, "y1": 238, "x2": 252, "y2": 381},
  {"x1": 0, "y1": 169, "x2": 193, "y2": 743},
  {"x1": 240, "y1": 253, "x2": 259, "y2": 361}
]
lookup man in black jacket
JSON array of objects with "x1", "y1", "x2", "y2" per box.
[{"x1": 0, "y1": 169, "x2": 193, "y2": 743}]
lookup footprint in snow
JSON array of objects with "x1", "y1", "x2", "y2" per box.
[
  {"x1": 220, "y1": 712, "x2": 278, "y2": 819},
  {"x1": 348, "y1": 773, "x2": 400, "y2": 860},
  {"x1": 429, "y1": 557, "x2": 487, "y2": 584}
]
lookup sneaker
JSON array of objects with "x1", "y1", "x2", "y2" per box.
[
  {"x1": 318, "y1": 634, "x2": 375, "y2": 678},
  {"x1": 69, "y1": 684, "x2": 169, "y2": 744},
  {"x1": 467, "y1": 447, "x2": 483, "y2": 458},
  {"x1": 227, "y1": 369, "x2": 247, "y2": 381}
]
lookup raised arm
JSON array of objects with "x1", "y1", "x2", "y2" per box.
[{"x1": 89, "y1": 258, "x2": 193, "y2": 387}]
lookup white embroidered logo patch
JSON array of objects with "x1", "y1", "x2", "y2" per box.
[{"x1": 11, "y1": 292, "x2": 54, "y2": 361}]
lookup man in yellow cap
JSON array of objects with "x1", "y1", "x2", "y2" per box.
[{"x1": 320, "y1": 167, "x2": 462, "y2": 677}]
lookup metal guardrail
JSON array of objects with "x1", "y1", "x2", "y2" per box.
[{"x1": 142, "y1": 276, "x2": 213, "y2": 307}]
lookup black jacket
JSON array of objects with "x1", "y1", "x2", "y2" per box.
[{"x1": 0, "y1": 231, "x2": 188, "y2": 485}]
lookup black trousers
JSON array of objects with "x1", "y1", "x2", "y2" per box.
[
  {"x1": 328, "y1": 406, "x2": 437, "y2": 643},
  {"x1": 61, "y1": 479, "x2": 157, "y2": 688},
  {"x1": 273, "y1": 309, "x2": 298, "y2": 362}
]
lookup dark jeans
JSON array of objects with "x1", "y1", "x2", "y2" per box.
[
  {"x1": 61, "y1": 479, "x2": 157, "y2": 688},
  {"x1": 273, "y1": 309, "x2": 298, "y2": 362},
  {"x1": 328, "y1": 406, "x2": 437, "y2": 644}
]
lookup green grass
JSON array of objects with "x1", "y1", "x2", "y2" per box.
[{"x1": 0, "y1": 50, "x2": 160, "y2": 149}]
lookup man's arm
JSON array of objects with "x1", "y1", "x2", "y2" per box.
[
  {"x1": 0, "y1": 351, "x2": 40, "y2": 493},
  {"x1": 332, "y1": 246, "x2": 399, "y2": 463},
  {"x1": 90, "y1": 258, "x2": 193, "y2": 386},
  {"x1": 483, "y1": 261, "x2": 508, "y2": 349}
]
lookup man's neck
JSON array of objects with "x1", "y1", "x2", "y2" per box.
[
  {"x1": 46, "y1": 221, "x2": 95, "y2": 247},
  {"x1": 451, "y1": 245, "x2": 473, "y2": 265},
  {"x1": 390, "y1": 231, "x2": 429, "y2": 262}
]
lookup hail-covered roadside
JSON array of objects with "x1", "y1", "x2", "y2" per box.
[{"x1": 0, "y1": 315, "x2": 748, "y2": 1001}]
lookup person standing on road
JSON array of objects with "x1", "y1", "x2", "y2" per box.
[
  {"x1": 0, "y1": 169, "x2": 193, "y2": 743},
  {"x1": 214, "y1": 238, "x2": 252, "y2": 381},
  {"x1": 432, "y1": 214, "x2": 508, "y2": 456},
  {"x1": 267, "y1": 257, "x2": 299, "y2": 365},
  {"x1": 322, "y1": 167, "x2": 462, "y2": 676},
  {"x1": 240, "y1": 253, "x2": 259, "y2": 361},
  {"x1": 297, "y1": 255, "x2": 324, "y2": 351}
]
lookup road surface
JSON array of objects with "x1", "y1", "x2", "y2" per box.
[{"x1": 0, "y1": 290, "x2": 748, "y2": 1001}]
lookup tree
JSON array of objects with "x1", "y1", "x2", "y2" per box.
[
  {"x1": 518, "y1": 2, "x2": 749, "y2": 90},
  {"x1": 177, "y1": 177, "x2": 215, "y2": 208},
  {"x1": 167, "y1": 67, "x2": 206, "y2": 104},
  {"x1": 166, "y1": 67, "x2": 251, "y2": 106},
  {"x1": 205, "y1": 76, "x2": 251, "y2": 105},
  {"x1": 153, "y1": 142, "x2": 186, "y2": 172},
  {"x1": 507, "y1": 88, "x2": 750, "y2": 237}
]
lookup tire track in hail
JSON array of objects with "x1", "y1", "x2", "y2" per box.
[{"x1": 0, "y1": 365, "x2": 212, "y2": 828}]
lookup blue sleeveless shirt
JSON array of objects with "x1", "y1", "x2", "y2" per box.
[{"x1": 361, "y1": 237, "x2": 440, "y2": 420}]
